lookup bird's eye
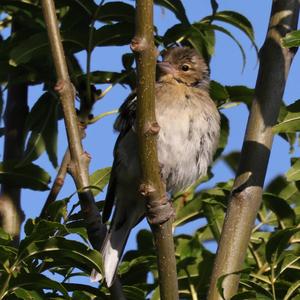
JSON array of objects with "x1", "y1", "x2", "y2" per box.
[{"x1": 181, "y1": 64, "x2": 190, "y2": 71}]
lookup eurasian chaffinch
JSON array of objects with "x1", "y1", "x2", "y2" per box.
[{"x1": 101, "y1": 47, "x2": 220, "y2": 287}]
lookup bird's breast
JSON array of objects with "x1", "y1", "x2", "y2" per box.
[{"x1": 155, "y1": 86, "x2": 220, "y2": 193}]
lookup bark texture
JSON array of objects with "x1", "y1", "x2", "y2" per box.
[
  {"x1": 132, "y1": 1, "x2": 179, "y2": 299},
  {"x1": 208, "y1": 1, "x2": 299, "y2": 299}
]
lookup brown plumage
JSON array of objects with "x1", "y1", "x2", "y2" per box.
[{"x1": 100, "y1": 47, "x2": 220, "y2": 287}]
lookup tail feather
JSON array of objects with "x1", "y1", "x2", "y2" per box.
[{"x1": 101, "y1": 221, "x2": 132, "y2": 287}]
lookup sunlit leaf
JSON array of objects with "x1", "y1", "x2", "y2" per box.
[
  {"x1": 286, "y1": 158, "x2": 300, "y2": 182},
  {"x1": 89, "y1": 167, "x2": 111, "y2": 196},
  {"x1": 282, "y1": 30, "x2": 300, "y2": 48},
  {"x1": 273, "y1": 100, "x2": 300, "y2": 133}
]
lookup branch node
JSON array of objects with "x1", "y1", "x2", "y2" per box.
[
  {"x1": 144, "y1": 121, "x2": 160, "y2": 136},
  {"x1": 146, "y1": 196, "x2": 174, "y2": 225},
  {"x1": 131, "y1": 37, "x2": 148, "y2": 52},
  {"x1": 139, "y1": 183, "x2": 156, "y2": 196},
  {"x1": 54, "y1": 79, "x2": 76, "y2": 99}
]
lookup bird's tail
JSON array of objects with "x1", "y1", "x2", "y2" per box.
[{"x1": 101, "y1": 221, "x2": 132, "y2": 287}]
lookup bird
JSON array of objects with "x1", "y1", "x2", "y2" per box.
[{"x1": 101, "y1": 47, "x2": 220, "y2": 287}]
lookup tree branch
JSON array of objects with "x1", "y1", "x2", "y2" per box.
[
  {"x1": 208, "y1": 1, "x2": 299, "y2": 299},
  {"x1": 40, "y1": 0, "x2": 106, "y2": 252},
  {"x1": 131, "y1": 1, "x2": 178, "y2": 299}
]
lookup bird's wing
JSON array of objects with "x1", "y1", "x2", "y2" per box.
[
  {"x1": 102, "y1": 92, "x2": 137, "y2": 223},
  {"x1": 113, "y1": 91, "x2": 137, "y2": 134}
]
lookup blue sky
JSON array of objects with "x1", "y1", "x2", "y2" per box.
[{"x1": 2, "y1": 0, "x2": 300, "y2": 257}]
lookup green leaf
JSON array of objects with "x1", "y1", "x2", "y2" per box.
[
  {"x1": 93, "y1": 22, "x2": 134, "y2": 47},
  {"x1": 240, "y1": 280, "x2": 274, "y2": 299},
  {"x1": 174, "y1": 194, "x2": 203, "y2": 227},
  {"x1": 89, "y1": 167, "x2": 111, "y2": 196},
  {"x1": 214, "y1": 113, "x2": 229, "y2": 159},
  {"x1": 265, "y1": 227, "x2": 300, "y2": 264},
  {"x1": 282, "y1": 30, "x2": 300, "y2": 48},
  {"x1": 63, "y1": 283, "x2": 106, "y2": 298},
  {"x1": 21, "y1": 92, "x2": 58, "y2": 168},
  {"x1": 204, "y1": 10, "x2": 257, "y2": 52},
  {"x1": 9, "y1": 274, "x2": 70, "y2": 299},
  {"x1": 12, "y1": 288, "x2": 44, "y2": 300},
  {"x1": 122, "y1": 286, "x2": 146, "y2": 300},
  {"x1": 210, "y1": 80, "x2": 229, "y2": 106},
  {"x1": 284, "y1": 280, "x2": 300, "y2": 300},
  {"x1": 263, "y1": 193, "x2": 296, "y2": 228},
  {"x1": 196, "y1": 22, "x2": 247, "y2": 69},
  {"x1": 96, "y1": 2, "x2": 135, "y2": 23},
  {"x1": 286, "y1": 158, "x2": 300, "y2": 182},
  {"x1": 225, "y1": 85, "x2": 254, "y2": 108},
  {"x1": 19, "y1": 236, "x2": 103, "y2": 275},
  {"x1": 154, "y1": 0, "x2": 189, "y2": 24},
  {"x1": 9, "y1": 33, "x2": 49, "y2": 66},
  {"x1": 46, "y1": 198, "x2": 70, "y2": 222},
  {"x1": 222, "y1": 151, "x2": 240, "y2": 173},
  {"x1": 0, "y1": 161, "x2": 50, "y2": 191},
  {"x1": 273, "y1": 100, "x2": 300, "y2": 133}
]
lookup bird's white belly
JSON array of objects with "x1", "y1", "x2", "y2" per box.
[{"x1": 156, "y1": 104, "x2": 213, "y2": 193}]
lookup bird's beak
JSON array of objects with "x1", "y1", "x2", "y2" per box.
[{"x1": 157, "y1": 61, "x2": 175, "y2": 75}]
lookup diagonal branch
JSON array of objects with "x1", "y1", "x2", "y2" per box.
[
  {"x1": 40, "y1": 0, "x2": 106, "y2": 253},
  {"x1": 208, "y1": 1, "x2": 299, "y2": 299},
  {"x1": 131, "y1": 1, "x2": 179, "y2": 299}
]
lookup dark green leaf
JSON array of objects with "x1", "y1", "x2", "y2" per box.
[
  {"x1": 265, "y1": 227, "x2": 300, "y2": 263},
  {"x1": 9, "y1": 33, "x2": 49, "y2": 66},
  {"x1": 21, "y1": 93, "x2": 58, "y2": 168},
  {"x1": 239, "y1": 280, "x2": 274, "y2": 299},
  {"x1": 122, "y1": 286, "x2": 146, "y2": 300},
  {"x1": 214, "y1": 113, "x2": 229, "y2": 159},
  {"x1": 222, "y1": 151, "x2": 240, "y2": 173},
  {"x1": 96, "y1": 2, "x2": 135, "y2": 23},
  {"x1": 263, "y1": 193, "x2": 296, "y2": 228},
  {"x1": 0, "y1": 161, "x2": 50, "y2": 191},
  {"x1": 19, "y1": 236, "x2": 103, "y2": 275},
  {"x1": 154, "y1": 0, "x2": 189, "y2": 24},
  {"x1": 283, "y1": 280, "x2": 300, "y2": 300},
  {"x1": 210, "y1": 80, "x2": 229, "y2": 107},
  {"x1": 12, "y1": 288, "x2": 44, "y2": 300},
  {"x1": 196, "y1": 22, "x2": 247, "y2": 69},
  {"x1": 93, "y1": 22, "x2": 134, "y2": 47},
  {"x1": 9, "y1": 273, "x2": 70, "y2": 299},
  {"x1": 203, "y1": 10, "x2": 257, "y2": 52}
]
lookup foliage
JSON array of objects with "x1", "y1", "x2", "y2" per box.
[{"x1": 0, "y1": 0, "x2": 300, "y2": 299}]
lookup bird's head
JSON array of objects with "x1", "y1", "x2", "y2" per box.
[{"x1": 157, "y1": 47, "x2": 209, "y2": 89}]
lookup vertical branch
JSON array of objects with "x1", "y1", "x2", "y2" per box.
[
  {"x1": 0, "y1": 20, "x2": 28, "y2": 245},
  {"x1": 208, "y1": 1, "x2": 299, "y2": 299},
  {"x1": 131, "y1": 1, "x2": 178, "y2": 299},
  {"x1": 40, "y1": 0, "x2": 106, "y2": 250}
]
